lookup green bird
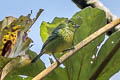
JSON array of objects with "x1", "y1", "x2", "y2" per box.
[{"x1": 31, "y1": 20, "x2": 79, "y2": 63}]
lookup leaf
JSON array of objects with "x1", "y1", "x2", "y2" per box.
[
  {"x1": 0, "y1": 56, "x2": 12, "y2": 71},
  {"x1": 40, "y1": 17, "x2": 68, "y2": 42},
  {"x1": 0, "y1": 9, "x2": 43, "y2": 58},
  {"x1": 0, "y1": 16, "x2": 16, "y2": 49},
  {"x1": 44, "y1": 58, "x2": 68, "y2": 80},
  {"x1": 2, "y1": 49, "x2": 45, "y2": 79},
  {"x1": 44, "y1": 67, "x2": 68, "y2": 80},
  {"x1": 23, "y1": 77, "x2": 33, "y2": 80},
  {"x1": 1, "y1": 55, "x2": 31, "y2": 80},
  {"x1": 91, "y1": 31, "x2": 120, "y2": 80},
  {"x1": 0, "y1": 16, "x2": 32, "y2": 57},
  {"x1": 11, "y1": 50, "x2": 45, "y2": 77},
  {"x1": 6, "y1": 75, "x2": 23, "y2": 80},
  {"x1": 1, "y1": 16, "x2": 16, "y2": 31},
  {"x1": 64, "y1": 7, "x2": 107, "y2": 80}
]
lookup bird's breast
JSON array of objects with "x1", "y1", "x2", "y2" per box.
[
  {"x1": 43, "y1": 28, "x2": 74, "y2": 54},
  {"x1": 61, "y1": 29, "x2": 74, "y2": 43}
]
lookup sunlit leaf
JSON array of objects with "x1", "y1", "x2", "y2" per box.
[
  {"x1": 1, "y1": 55, "x2": 31, "y2": 80},
  {"x1": 11, "y1": 50, "x2": 45, "y2": 77},
  {"x1": 40, "y1": 17, "x2": 68, "y2": 42},
  {"x1": 64, "y1": 7, "x2": 106, "y2": 80},
  {"x1": 4, "y1": 50, "x2": 45, "y2": 80},
  {"x1": 92, "y1": 31, "x2": 120, "y2": 80}
]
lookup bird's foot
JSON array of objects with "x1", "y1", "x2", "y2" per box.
[{"x1": 52, "y1": 53, "x2": 60, "y2": 65}]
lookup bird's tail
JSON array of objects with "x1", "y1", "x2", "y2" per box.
[{"x1": 31, "y1": 52, "x2": 43, "y2": 63}]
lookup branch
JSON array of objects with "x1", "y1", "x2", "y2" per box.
[
  {"x1": 29, "y1": 9, "x2": 44, "y2": 30},
  {"x1": 72, "y1": 0, "x2": 120, "y2": 33},
  {"x1": 32, "y1": 18, "x2": 120, "y2": 80}
]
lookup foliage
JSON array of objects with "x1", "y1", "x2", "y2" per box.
[
  {"x1": 39, "y1": 7, "x2": 120, "y2": 80},
  {"x1": 40, "y1": 17, "x2": 68, "y2": 42},
  {"x1": 0, "y1": 3, "x2": 120, "y2": 80},
  {"x1": 0, "y1": 9, "x2": 44, "y2": 80}
]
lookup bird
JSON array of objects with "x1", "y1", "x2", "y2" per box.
[{"x1": 31, "y1": 20, "x2": 79, "y2": 63}]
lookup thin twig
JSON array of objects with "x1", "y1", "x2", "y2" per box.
[
  {"x1": 32, "y1": 19, "x2": 120, "y2": 80},
  {"x1": 29, "y1": 9, "x2": 44, "y2": 30}
]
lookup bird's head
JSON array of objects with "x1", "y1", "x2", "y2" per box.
[{"x1": 67, "y1": 20, "x2": 80, "y2": 30}]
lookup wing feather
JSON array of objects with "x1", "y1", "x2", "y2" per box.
[{"x1": 41, "y1": 24, "x2": 65, "y2": 52}]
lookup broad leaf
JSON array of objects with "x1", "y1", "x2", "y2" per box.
[
  {"x1": 12, "y1": 50, "x2": 45, "y2": 77},
  {"x1": 1, "y1": 55, "x2": 31, "y2": 80},
  {"x1": 40, "y1": 17, "x2": 68, "y2": 42},
  {"x1": 44, "y1": 58, "x2": 68, "y2": 80},
  {"x1": 92, "y1": 31, "x2": 120, "y2": 80},
  {"x1": 64, "y1": 7, "x2": 106, "y2": 80},
  {"x1": 6, "y1": 75, "x2": 23, "y2": 80}
]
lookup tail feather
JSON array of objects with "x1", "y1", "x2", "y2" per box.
[{"x1": 31, "y1": 52, "x2": 43, "y2": 63}]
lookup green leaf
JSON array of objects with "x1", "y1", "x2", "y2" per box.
[
  {"x1": 64, "y1": 7, "x2": 107, "y2": 80},
  {"x1": 1, "y1": 55, "x2": 31, "y2": 80},
  {"x1": 44, "y1": 58, "x2": 68, "y2": 80},
  {"x1": 40, "y1": 17, "x2": 68, "y2": 42},
  {"x1": 4, "y1": 49, "x2": 45, "y2": 79},
  {"x1": 0, "y1": 56, "x2": 12, "y2": 71},
  {"x1": 11, "y1": 50, "x2": 45, "y2": 77},
  {"x1": 92, "y1": 31, "x2": 120, "y2": 80},
  {"x1": 23, "y1": 77, "x2": 33, "y2": 80},
  {"x1": 44, "y1": 67, "x2": 68, "y2": 80},
  {"x1": 6, "y1": 75, "x2": 23, "y2": 80}
]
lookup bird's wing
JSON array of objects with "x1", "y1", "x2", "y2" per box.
[{"x1": 41, "y1": 24, "x2": 64, "y2": 51}]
